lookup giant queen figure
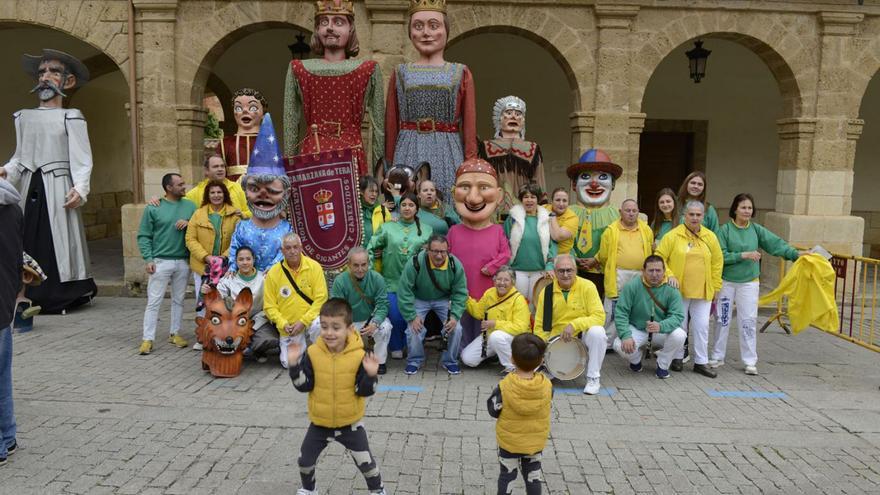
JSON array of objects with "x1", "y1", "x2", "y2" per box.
[{"x1": 0, "y1": 49, "x2": 97, "y2": 314}]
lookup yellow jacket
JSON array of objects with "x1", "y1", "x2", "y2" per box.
[
  {"x1": 758, "y1": 253, "x2": 838, "y2": 334},
  {"x1": 655, "y1": 224, "x2": 723, "y2": 301},
  {"x1": 534, "y1": 277, "x2": 605, "y2": 340},
  {"x1": 543, "y1": 204, "x2": 578, "y2": 254},
  {"x1": 307, "y1": 330, "x2": 367, "y2": 428},
  {"x1": 466, "y1": 287, "x2": 531, "y2": 336},
  {"x1": 597, "y1": 219, "x2": 654, "y2": 298},
  {"x1": 185, "y1": 178, "x2": 251, "y2": 219},
  {"x1": 370, "y1": 204, "x2": 391, "y2": 271},
  {"x1": 496, "y1": 372, "x2": 552, "y2": 455},
  {"x1": 184, "y1": 205, "x2": 240, "y2": 275},
  {"x1": 263, "y1": 255, "x2": 328, "y2": 335}
]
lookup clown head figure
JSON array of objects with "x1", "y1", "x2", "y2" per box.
[
  {"x1": 567, "y1": 149, "x2": 622, "y2": 208},
  {"x1": 231, "y1": 88, "x2": 266, "y2": 135},
  {"x1": 242, "y1": 113, "x2": 290, "y2": 225},
  {"x1": 493, "y1": 96, "x2": 526, "y2": 139},
  {"x1": 453, "y1": 158, "x2": 502, "y2": 229}
]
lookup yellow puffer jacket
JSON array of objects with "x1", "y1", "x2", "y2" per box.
[
  {"x1": 466, "y1": 287, "x2": 531, "y2": 336},
  {"x1": 655, "y1": 224, "x2": 723, "y2": 301},
  {"x1": 496, "y1": 372, "x2": 553, "y2": 455},
  {"x1": 306, "y1": 330, "x2": 366, "y2": 428},
  {"x1": 185, "y1": 204, "x2": 240, "y2": 275},
  {"x1": 758, "y1": 253, "x2": 838, "y2": 334}
]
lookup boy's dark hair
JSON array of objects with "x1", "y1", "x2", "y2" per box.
[
  {"x1": 320, "y1": 297, "x2": 353, "y2": 326},
  {"x1": 511, "y1": 333, "x2": 547, "y2": 371}
]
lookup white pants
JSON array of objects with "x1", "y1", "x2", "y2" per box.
[
  {"x1": 681, "y1": 298, "x2": 712, "y2": 365},
  {"x1": 142, "y1": 259, "x2": 190, "y2": 341},
  {"x1": 308, "y1": 318, "x2": 392, "y2": 364},
  {"x1": 603, "y1": 269, "x2": 641, "y2": 346},
  {"x1": 580, "y1": 326, "x2": 608, "y2": 379},
  {"x1": 614, "y1": 326, "x2": 686, "y2": 370},
  {"x1": 461, "y1": 329, "x2": 516, "y2": 369},
  {"x1": 713, "y1": 280, "x2": 759, "y2": 366},
  {"x1": 515, "y1": 271, "x2": 546, "y2": 305}
]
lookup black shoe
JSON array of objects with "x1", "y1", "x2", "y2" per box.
[
  {"x1": 693, "y1": 364, "x2": 717, "y2": 378},
  {"x1": 670, "y1": 359, "x2": 683, "y2": 372},
  {"x1": 378, "y1": 364, "x2": 386, "y2": 375},
  {"x1": 6, "y1": 442, "x2": 15, "y2": 456}
]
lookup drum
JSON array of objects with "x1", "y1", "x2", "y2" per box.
[{"x1": 543, "y1": 336, "x2": 588, "y2": 380}]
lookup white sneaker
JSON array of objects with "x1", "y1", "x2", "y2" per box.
[
  {"x1": 583, "y1": 377, "x2": 601, "y2": 395},
  {"x1": 390, "y1": 350, "x2": 404, "y2": 359},
  {"x1": 192, "y1": 342, "x2": 204, "y2": 351},
  {"x1": 296, "y1": 489, "x2": 317, "y2": 495},
  {"x1": 744, "y1": 365, "x2": 758, "y2": 375},
  {"x1": 708, "y1": 359, "x2": 724, "y2": 369},
  {"x1": 682, "y1": 354, "x2": 691, "y2": 364}
]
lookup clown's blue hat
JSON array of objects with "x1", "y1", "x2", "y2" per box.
[{"x1": 247, "y1": 113, "x2": 285, "y2": 176}]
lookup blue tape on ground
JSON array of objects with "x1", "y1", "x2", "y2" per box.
[
  {"x1": 707, "y1": 389, "x2": 786, "y2": 399},
  {"x1": 553, "y1": 387, "x2": 616, "y2": 397},
  {"x1": 378, "y1": 385, "x2": 424, "y2": 393}
]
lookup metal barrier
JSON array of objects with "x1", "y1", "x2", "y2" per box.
[{"x1": 760, "y1": 249, "x2": 880, "y2": 353}]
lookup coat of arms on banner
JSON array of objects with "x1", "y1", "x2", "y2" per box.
[{"x1": 286, "y1": 147, "x2": 361, "y2": 270}]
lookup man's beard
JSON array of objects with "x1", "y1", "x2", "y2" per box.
[
  {"x1": 30, "y1": 81, "x2": 66, "y2": 102},
  {"x1": 248, "y1": 199, "x2": 287, "y2": 220}
]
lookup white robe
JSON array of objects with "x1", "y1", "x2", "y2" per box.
[{"x1": 2, "y1": 107, "x2": 93, "y2": 282}]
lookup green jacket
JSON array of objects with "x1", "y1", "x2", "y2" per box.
[
  {"x1": 717, "y1": 220, "x2": 799, "y2": 283},
  {"x1": 614, "y1": 276, "x2": 684, "y2": 341},
  {"x1": 397, "y1": 251, "x2": 468, "y2": 321},
  {"x1": 367, "y1": 219, "x2": 433, "y2": 293},
  {"x1": 137, "y1": 198, "x2": 196, "y2": 261},
  {"x1": 330, "y1": 269, "x2": 390, "y2": 324}
]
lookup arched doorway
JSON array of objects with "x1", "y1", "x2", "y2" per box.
[
  {"x1": 447, "y1": 29, "x2": 578, "y2": 194},
  {"x1": 639, "y1": 35, "x2": 796, "y2": 224},
  {"x1": 853, "y1": 71, "x2": 880, "y2": 258},
  {"x1": 0, "y1": 23, "x2": 131, "y2": 286}
]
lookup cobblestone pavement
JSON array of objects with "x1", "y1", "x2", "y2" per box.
[{"x1": 1, "y1": 297, "x2": 879, "y2": 494}]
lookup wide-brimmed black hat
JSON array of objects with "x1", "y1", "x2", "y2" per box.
[{"x1": 21, "y1": 49, "x2": 90, "y2": 88}]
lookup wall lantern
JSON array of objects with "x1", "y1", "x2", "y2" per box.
[
  {"x1": 685, "y1": 40, "x2": 711, "y2": 83},
  {"x1": 288, "y1": 33, "x2": 311, "y2": 60}
]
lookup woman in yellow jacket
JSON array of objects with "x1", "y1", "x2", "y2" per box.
[
  {"x1": 460, "y1": 266, "x2": 531, "y2": 372},
  {"x1": 655, "y1": 200, "x2": 722, "y2": 378},
  {"x1": 185, "y1": 180, "x2": 240, "y2": 298}
]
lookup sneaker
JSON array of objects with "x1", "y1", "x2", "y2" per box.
[
  {"x1": 442, "y1": 363, "x2": 461, "y2": 375},
  {"x1": 682, "y1": 353, "x2": 691, "y2": 364},
  {"x1": 6, "y1": 442, "x2": 16, "y2": 456},
  {"x1": 296, "y1": 488, "x2": 317, "y2": 495},
  {"x1": 391, "y1": 350, "x2": 404, "y2": 360},
  {"x1": 708, "y1": 359, "x2": 724, "y2": 369},
  {"x1": 256, "y1": 356, "x2": 268, "y2": 364},
  {"x1": 371, "y1": 489, "x2": 387, "y2": 495},
  {"x1": 404, "y1": 364, "x2": 419, "y2": 375},
  {"x1": 500, "y1": 367, "x2": 516, "y2": 376},
  {"x1": 168, "y1": 334, "x2": 189, "y2": 348},
  {"x1": 655, "y1": 367, "x2": 670, "y2": 379},
  {"x1": 744, "y1": 365, "x2": 758, "y2": 375},
  {"x1": 138, "y1": 340, "x2": 153, "y2": 355},
  {"x1": 193, "y1": 342, "x2": 204, "y2": 351},
  {"x1": 583, "y1": 377, "x2": 601, "y2": 395},
  {"x1": 629, "y1": 361, "x2": 643, "y2": 373},
  {"x1": 693, "y1": 364, "x2": 717, "y2": 378},
  {"x1": 670, "y1": 359, "x2": 683, "y2": 372},
  {"x1": 378, "y1": 364, "x2": 387, "y2": 375},
  {"x1": 424, "y1": 334, "x2": 440, "y2": 342}
]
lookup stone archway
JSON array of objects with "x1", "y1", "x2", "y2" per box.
[
  {"x1": 852, "y1": 69, "x2": 880, "y2": 257},
  {"x1": 447, "y1": 25, "x2": 581, "y2": 192}
]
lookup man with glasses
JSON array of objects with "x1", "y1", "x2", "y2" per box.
[
  {"x1": 397, "y1": 234, "x2": 468, "y2": 375},
  {"x1": 534, "y1": 254, "x2": 607, "y2": 395}
]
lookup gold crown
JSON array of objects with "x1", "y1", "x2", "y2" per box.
[
  {"x1": 315, "y1": 0, "x2": 354, "y2": 17},
  {"x1": 313, "y1": 189, "x2": 334, "y2": 204},
  {"x1": 408, "y1": 0, "x2": 446, "y2": 15}
]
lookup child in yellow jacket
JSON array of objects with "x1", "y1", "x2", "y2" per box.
[
  {"x1": 487, "y1": 333, "x2": 553, "y2": 495},
  {"x1": 287, "y1": 298, "x2": 386, "y2": 495}
]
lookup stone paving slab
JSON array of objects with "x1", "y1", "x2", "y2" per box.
[{"x1": 0, "y1": 297, "x2": 878, "y2": 494}]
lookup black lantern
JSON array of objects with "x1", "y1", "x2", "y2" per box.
[
  {"x1": 288, "y1": 33, "x2": 311, "y2": 60},
  {"x1": 685, "y1": 40, "x2": 711, "y2": 83}
]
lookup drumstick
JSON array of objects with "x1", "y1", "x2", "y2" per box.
[{"x1": 481, "y1": 310, "x2": 488, "y2": 358}]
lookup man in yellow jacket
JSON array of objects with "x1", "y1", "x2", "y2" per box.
[
  {"x1": 596, "y1": 199, "x2": 654, "y2": 344},
  {"x1": 184, "y1": 154, "x2": 251, "y2": 219},
  {"x1": 533, "y1": 254, "x2": 607, "y2": 395},
  {"x1": 261, "y1": 233, "x2": 328, "y2": 368}
]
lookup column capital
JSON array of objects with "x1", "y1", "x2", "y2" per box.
[
  {"x1": 628, "y1": 113, "x2": 646, "y2": 134},
  {"x1": 133, "y1": 0, "x2": 178, "y2": 22},
  {"x1": 176, "y1": 105, "x2": 207, "y2": 128},
  {"x1": 847, "y1": 118, "x2": 864, "y2": 140},
  {"x1": 777, "y1": 117, "x2": 817, "y2": 139},
  {"x1": 366, "y1": 0, "x2": 408, "y2": 24},
  {"x1": 594, "y1": 4, "x2": 639, "y2": 30},
  {"x1": 819, "y1": 11, "x2": 864, "y2": 36},
  {"x1": 569, "y1": 111, "x2": 596, "y2": 133}
]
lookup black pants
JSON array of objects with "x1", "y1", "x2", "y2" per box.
[
  {"x1": 498, "y1": 447, "x2": 543, "y2": 495},
  {"x1": 298, "y1": 422, "x2": 383, "y2": 492}
]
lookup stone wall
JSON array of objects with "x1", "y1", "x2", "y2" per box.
[{"x1": 82, "y1": 191, "x2": 133, "y2": 241}]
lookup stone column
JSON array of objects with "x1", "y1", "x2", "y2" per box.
[
  {"x1": 765, "y1": 12, "x2": 865, "y2": 257},
  {"x1": 122, "y1": 0, "x2": 179, "y2": 289},
  {"x1": 175, "y1": 105, "x2": 208, "y2": 187},
  {"x1": 366, "y1": 0, "x2": 408, "y2": 169}
]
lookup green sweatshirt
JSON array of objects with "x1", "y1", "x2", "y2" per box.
[
  {"x1": 330, "y1": 269, "x2": 390, "y2": 324},
  {"x1": 418, "y1": 204, "x2": 460, "y2": 236},
  {"x1": 367, "y1": 219, "x2": 433, "y2": 293},
  {"x1": 614, "y1": 276, "x2": 685, "y2": 341},
  {"x1": 654, "y1": 219, "x2": 674, "y2": 242},
  {"x1": 503, "y1": 215, "x2": 557, "y2": 271},
  {"x1": 397, "y1": 251, "x2": 468, "y2": 321},
  {"x1": 137, "y1": 198, "x2": 197, "y2": 261},
  {"x1": 717, "y1": 220, "x2": 799, "y2": 283}
]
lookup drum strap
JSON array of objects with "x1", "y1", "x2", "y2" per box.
[
  {"x1": 484, "y1": 292, "x2": 519, "y2": 319},
  {"x1": 542, "y1": 282, "x2": 554, "y2": 333}
]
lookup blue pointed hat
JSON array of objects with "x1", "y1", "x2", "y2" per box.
[{"x1": 247, "y1": 113, "x2": 285, "y2": 176}]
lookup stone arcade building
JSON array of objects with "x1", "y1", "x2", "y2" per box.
[{"x1": 0, "y1": 0, "x2": 878, "y2": 287}]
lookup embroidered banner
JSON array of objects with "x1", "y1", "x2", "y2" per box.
[{"x1": 286, "y1": 147, "x2": 361, "y2": 270}]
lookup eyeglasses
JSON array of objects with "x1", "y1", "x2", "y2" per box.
[{"x1": 555, "y1": 268, "x2": 575, "y2": 274}]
